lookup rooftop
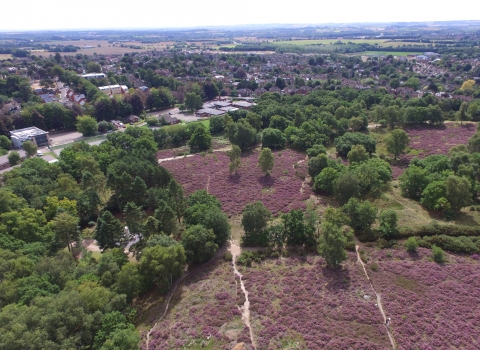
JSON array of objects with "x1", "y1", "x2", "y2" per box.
[{"x1": 10, "y1": 126, "x2": 48, "y2": 140}]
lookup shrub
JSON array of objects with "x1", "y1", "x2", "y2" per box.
[
  {"x1": 223, "y1": 252, "x2": 233, "y2": 261},
  {"x1": 432, "y1": 245, "x2": 445, "y2": 263},
  {"x1": 405, "y1": 237, "x2": 418, "y2": 253},
  {"x1": 369, "y1": 262, "x2": 379, "y2": 272}
]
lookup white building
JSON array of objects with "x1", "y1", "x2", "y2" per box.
[
  {"x1": 98, "y1": 85, "x2": 128, "y2": 96},
  {"x1": 81, "y1": 73, "x2": 106, "y2": 80},
  {"x1": 10, "y1": 127, "x2": 50, "y2": 148}
]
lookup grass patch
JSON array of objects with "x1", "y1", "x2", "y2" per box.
[
  {"x1": 273, "y1": 39, "x2": 387, "y2": 46},
  {"x1": 394, "y1": 275, "x2": 421, "y2": 292},
  {"x1": 362, "y1": 51, "x2": 423, "y2": 56}
]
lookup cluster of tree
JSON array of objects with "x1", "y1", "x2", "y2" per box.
[
  {"x1": 399, "y1": 143, "x2": 480, "y2": 217},
  {"x1": 240, "y1": 201, "x2": 359, "y2": 268},
  {"x1": 0, "y1": 120, "x2": 237, "y2": 348},
  {"x1": 310, "y1": 156, "x2": 392, "y2": 204}
]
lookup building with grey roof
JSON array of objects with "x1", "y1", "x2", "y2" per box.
[{"x1": 10, "y1": 127, "x2": 50, "y2": 148}]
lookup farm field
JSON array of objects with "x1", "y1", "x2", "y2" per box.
[
  {"x1": 361, "y1": 51, "x2": 423, "y2": 56},
  {"x1": 161, "y1": 149, "x2": 313, "y2": 216},
  {"x1": 33, "y1": 40, "x2": 168, "y2": 56},
  {"x1": 377, "y1": 41, "x2": 432, "y2": 48},
  {"x1": 272, "y1": 39, "x2": 388, "y2": 46},
  {"x1": 0, "y1": 54, "x2": 12, "y2": 60}
]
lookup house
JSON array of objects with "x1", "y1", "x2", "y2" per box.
[
  {"x1": 268, "y1": 86, "x2": 281, "y2": 93},
  {"x1": 254, "y1": 88, "x2": 267, "y2": 96},
  {"x1": 196, "y1": 108, "x2": 226, "y2": 118},
  {"x1": 66, "y1": 90, "x2": 87, "y2": 105},
  {"x1": 232, "y1": 101, "x2": 255, "y2": 110},
  {"x1": 1, "y1": 101, "x2": 21, "y2": 115},
  {"x1": 237, "y1": 88, "x2": 253, "y2": 97},
  {"x1": 296, "y1": 86, "x2": 312, "y2": 95},
  {"x1": 124, "y1": 115, "x2": 140, "y2": 123},
  {"x1": 0, "y1": 150, "x2": 26, "y2": 170},
  {"x1": 10, "y1": 127, "x2": 50, "y2": 148},
  {"x1": 39, "y1": 93, "x2": 59, "y2": 103},
  {"x1": 159, "y1": 114, "x2": 180, "y2": 125}
]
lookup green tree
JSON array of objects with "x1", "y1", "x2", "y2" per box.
[
  {"x1": 52, "y1": 212, "x2": 79, "y2": 255},
  {"x1": 405, "y1": 237, "x2": 418, "y2": 253},
  {"x1": 96, "y1": 210, "x2": 126, "y2": 251},
  {"x1": 467, "y1": 132, "x2": 480, "y2": 153},
  {"x1": 386, "y1": 129, "x2": 410, "y2": 159},
  {"x1": 258, "y1": 147, "x2": 274, "y2": 175},
  {"x1": 456, "y1": 102, "x2": 470, "y2": 125},
  {"x1": 432, "y1": 245, "x2": 445, "y2": 263},
  {"x1": 86, "y1": 62, "x2": 102, "y2": 73},
  {"x1": 378, "y1": 209, "x2": 398, "y2": 239},
  {"x1": 405, "y1": 77, "x2": 420, "y2": 90},
  {"x1": 262, "y1": 128, "x2": 286, "y2": 149},
  {"x1": 184, "y1": 92, "x2": 203, "y2": 111},
  {"x1": 76, "y1": 115, "x2": 98, "y2": 137},
  {"x1": 139, "y1": 245, "x2": 186, "y2": 291},
  {"x1": 0, "y1": 135, "x2": 11, "y2": 150},
  {"x1": 283, "y1": 209, "x2": 316, "y2": 247},
  {"x1": 241, "y1": 201, "x2": 271, "y2": 246},
  {"x1": 182, "y1": 225, "x2": 218, "y2": 264},
  {"x1": 313, "y1": 167, "x2": 339, "y2": 194},
  {"x1": 420, "y1": 181, "x2": 447, "y2": 210},
  {"x1": 188, "y1": 125, "x2": 212, "y2": 151},
  {"x1": 318, "y1": 221, "x2": 347, "y2": 268},
  {"x1": 21, "y1": 140, "x2": 37, "y2": 158},
  {"x1": 445, "y1": 175, "x2": 472, "y2": 213},
  {"x1": 187, "y1": 190, "x2": 221, "y2": 209},
  {"x1": 399, "y1": 165, "x2": 429, "y2": 200},
  {"x1": 342, "y1": 198, "x2": 377, "y2": 233},
  {"x1": 227, "y1": 119, "x2": 257, "y2": 151},
  {"x1": 123, "y1": 202, "x2": 146, "y2": 235},
  {"x1": 209, "y1": 115, "x2": 225, "y2": 133},
  {"x1": 7, "y1": 151, "x2": 21, "y2": 166},
  {"x1": 228, "y1": 145, "x2": 241, "y2": 174},
  {"x1": 113, "y1": 262, "x2": 142, "y2": 304},
  {"x1": 308, "y1": 154, "x2": 329, "y2": 178},
  {"x1": 347, "y1": 144, "x2": 369, "y2": 164},
  {"x1": 334, "y1": 172, "x2": 360, "y2": 204}
]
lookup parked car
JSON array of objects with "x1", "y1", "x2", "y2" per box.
[{"x1": 36, "y1": 151, "x2": 43, "y2": 156}]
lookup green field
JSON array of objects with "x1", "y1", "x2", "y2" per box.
[
  {"x1": 361, "y1": 51, "x2": 423, "y2": 56},
  {"x1": 272, "y1": 39, "x2": 388, "y2": 46}
]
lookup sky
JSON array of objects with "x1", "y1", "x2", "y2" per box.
[{"x1": 1, "y1": 0, "x2": 479, "y2": 31}]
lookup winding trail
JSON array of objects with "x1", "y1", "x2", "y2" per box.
[
  {"x1": 145, "y1": 272, "x2": 189, "y2": 350},
  {"x1": 229, "y1": 241, "x2": 257, "y2": 349},
  {"x1": 355, "y1": 245, "x2": 396, "y2": 349}
]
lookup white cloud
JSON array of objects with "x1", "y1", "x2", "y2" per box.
[{"x1": 1, "y1": 0, "x2": 478, "y2": 31}]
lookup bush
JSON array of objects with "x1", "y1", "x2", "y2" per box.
[
  {"x1": 432, "y1": 245, "x2": 445, "y2": 263},
  {"x1": 405, "y1": 237, "x2": 418, "y2": 253},
  {"x1": 223, "y1": 252, "x2": 233, "y2": 261},
  {"x1": 369, "y1": 262, "x2": 379, "y2": 272},
  {"x1": 146, "y1": 116, "x2": 159, "y2": 126}
]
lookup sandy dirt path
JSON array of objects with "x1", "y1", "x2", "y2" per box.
[
  {"x1": 229, "y1": 241, "x2": 256, "y2": 349},
  {"x1": 355, "y1": 245, "x2": 396, "y2": 349}
]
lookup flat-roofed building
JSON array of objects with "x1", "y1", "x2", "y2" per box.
[
  {"x1": 81, "y1": 73, "x2": 106, "y2": 80},
  {"x1": 98, "y1": 85, "x2": 128, "y2": 95},
  {"x1": 10, "y1": 127, "x2": 50, "y2": 148}
]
